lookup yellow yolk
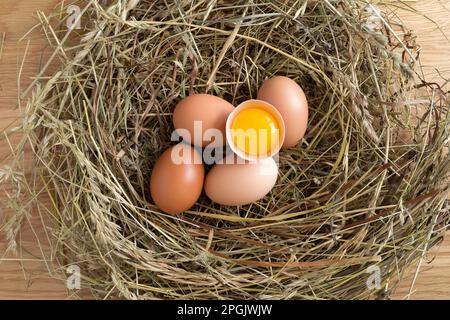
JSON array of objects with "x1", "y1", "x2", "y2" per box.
[{"x1": 231, "y1": 106, "x2": 281, "y2": 157}]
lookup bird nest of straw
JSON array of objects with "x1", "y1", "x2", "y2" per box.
[{"x1": 2, "y1": 0, "x2": 450, "y2": 299}]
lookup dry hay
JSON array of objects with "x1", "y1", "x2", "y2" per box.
[{"x1": 1, "y1": 0, "x2": 449, "y2": 299}]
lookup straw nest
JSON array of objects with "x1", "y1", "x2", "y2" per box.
[{"x1": 2, "y1": 0, "x2": 450, "y2": 299}]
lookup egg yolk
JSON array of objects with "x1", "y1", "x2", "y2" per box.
[{"x1": 231, "y1": 106, "x2": 281, "y2": 157}]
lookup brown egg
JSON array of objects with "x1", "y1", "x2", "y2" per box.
[
  {"x1": 205, "y1": 154, "x2": 278, "y2": 206},
  {"x1": 150, "y1": 144, "x2": 204, "y2": 215},
  {"x1": 173, "y1": 94, "x2": 235, "y2": 148},
  {"x1": 257, "y1": 76, "x2": 309, "y2": 148}
]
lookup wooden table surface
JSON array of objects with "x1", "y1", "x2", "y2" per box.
[{"x1": 0, "y1": 0, "x2": 449, "y2": 300}]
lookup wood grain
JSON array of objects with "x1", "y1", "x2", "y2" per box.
[{"x1": 0, "y1": 0, "x2": 449, "y2": 300}]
